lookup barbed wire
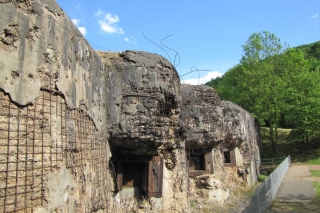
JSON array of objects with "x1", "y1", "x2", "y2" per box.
[
  {"x1": 142, "y1": 33, "x2": 172, "y2": 64},
  {"x1": 160, "y1": 34, "x2": 180, "y2": 68},
  {"x1": 179, "y1": 66, "x2": 210, "y2": 85},
  {"x1": 89, "y1": 33, "x2": 210, "y2": 86}
]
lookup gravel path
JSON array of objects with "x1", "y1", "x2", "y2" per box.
[{"x1": 275, "y1": 164, "x2": 316, "y2": 202}]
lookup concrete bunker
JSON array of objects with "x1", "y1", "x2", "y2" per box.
[
  {"x1": 99, "y1": 51, "x2": 183, "y2": 153},
  {"x1": 181, "y1": 85, "x2": 224, "y2": 177},
  {"x1": 0, "y1": 0, "x2": 261, "y2": 211},
  {"x1": 181, "y1": 84, "x2": 261, "y2": 204},
  {"x1": 99, "y1": 50, "x2": 189, "y2": 211}
]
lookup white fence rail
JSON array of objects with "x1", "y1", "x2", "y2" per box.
[{"x1": 232, "y1": 156, "x2": 291, "y2": 213}]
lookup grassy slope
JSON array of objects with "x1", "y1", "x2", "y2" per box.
[{"x1": 260, "y1": 127, "x2": 320, "y2": 163}]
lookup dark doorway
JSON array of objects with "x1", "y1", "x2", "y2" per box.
[
  {"x1": 223, "y1": 148, "x2": 236, "y2": 166},
  {"x1": 186, "y1": 149, "x2": 213, "y2": 177},
  {"x1": 224, "y1": 151, "x2": 231, "y2": 164},
  {"x1": 123, "y1": 162, "x2": 148, "y2": 188},
  {"x1": 112, "y1": 149, "x2": 163, "y2": 198},
  {"x1": 188, "y1": 154, "x2": 205, "y2": 170}
]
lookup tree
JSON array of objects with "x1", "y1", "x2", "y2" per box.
[
  {"x1": 205, "y1": 35, "x2": 320, "y2": 153},
  {"x1": 210, "y1": 65, "x2": 243, "y2": 102},
  {"x1": 240, "y1": 31, "x2": 287, "y2": 152},
  {"x1": 283, "y1": 49, "x2": 320, "y2": 152},
  {"x1": 296, "y1": 41, "x2": 320, "y2": 72}
]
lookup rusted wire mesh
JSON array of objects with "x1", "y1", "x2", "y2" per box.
[{"x1": 0, "y1": 90, "x2": 109, "y2": 212}]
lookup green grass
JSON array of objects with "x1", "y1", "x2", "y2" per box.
[
  {"x1": 306, "y1": 158, "x2": 320, "y2": 165},
  {"x1": 190, "y1": 201, "x2": 195, "y2": 208},
  {"x1": 260, "y1": 127, "x2": 320, "y2": 163},
  {"x1": 314, "y1": 181, "x2": 320, "y2": 197},
  {"x1": 310, "y1": 169, "x2": 320, "y2": 197},
  {"x1": 258, "y1": 174, "x2": 267, "y2": 182},
  {"x1": 310, "y1": 170, "x2": 320, "y2": 177}
]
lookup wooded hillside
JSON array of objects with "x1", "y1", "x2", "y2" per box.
[{"x1": 206, "y1": 34, "x2": 320, "y2": 152}]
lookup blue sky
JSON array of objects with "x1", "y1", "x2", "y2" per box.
[{"x1": 56, "y1": 0, "x2": 319, "y2": 85}]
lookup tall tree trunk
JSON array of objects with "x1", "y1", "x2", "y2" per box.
[
  {"x1": 305, "y1": 130, "x2": 311, "y2": 154},
  {"x1": 269, "y1": 125, "x2": 278, "y2": 153},
  {"x1": 273, "y1": 96, "x2": 278, "y2": 152}
]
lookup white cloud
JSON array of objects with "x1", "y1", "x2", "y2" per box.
[
  {"x1": 311, "y1": 13, "x2": 319, "y2": 19},
  {"x1": 181, "y1": 71, "x2": 223, "y2": 85},
  {"x1": 99, "y1": 20, "x2": 124, "y2": 34},
  {"x1": 96, "y1": 11, "x2": 124, "y2": 34},
  {"x1": 71, "y1": 19, "x2": 87, "y2": 36},
  {"x1": 125, "y1": 36, "x2": 137, "y2": 44},
  {"x1": 78, "y1": 27, "x2": 87, "y2": 36},
  {"x1": 72, "y1": 19, "x2": 80, "y2": 26},
  {"x1": 105, "y1": 13, "x2": 119, "y2": 24}
]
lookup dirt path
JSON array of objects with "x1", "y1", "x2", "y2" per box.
[
  {"x1": 308, "y1": 165, "x2": 320, "y2": 170},
  {"x1": 267, "y1": 164, "x2": 320, "y2": 213}
]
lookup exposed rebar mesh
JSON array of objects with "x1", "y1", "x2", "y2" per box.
[{"x1": 0, "y1": 90, "x2": 109, "y2": 212}]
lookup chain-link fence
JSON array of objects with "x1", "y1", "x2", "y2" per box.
[{"x1": 232, "y1": 156, "x2": 291, "y2": 213}]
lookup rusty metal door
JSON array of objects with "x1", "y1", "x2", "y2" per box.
[
  {"x1": 147, "y1": 156, "x2": 163, "y2": 197},
  {"x1": 230, "y1": 150, "x2": 236, "y2": 166},
  {"x1": 117, "y1": 160, "x2": 123, "y2": 191},
  {"x1": 205, "y1": 151, "x2": 214, "y2": 174}
]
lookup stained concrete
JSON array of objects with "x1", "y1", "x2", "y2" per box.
[
  {"x1": 46, "y1": 166, "x2": 76, "y2": 213},
  {"x1": 0, "y1": 0, "x2": 106, "y2": 130},
  {"x1": 181, "y1": 84, "x2": 224, "y2": 148}
]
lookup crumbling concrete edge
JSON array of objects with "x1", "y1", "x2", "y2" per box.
[{"x1": 0, "y1": 0, "x2": 106, "y2": 130}]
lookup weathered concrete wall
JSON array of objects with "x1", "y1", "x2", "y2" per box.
[
  {"x1": 0, "y1": 0, "x2": 261, "y2": 212},
  {"x1": 162, "y1": 148, "x2": 189, "y2": 212},
  {"x1": 99, "y1": 50, "x2": 189, "y2": 213},
  {"x1": 0, "y1": 0, "x2": 106, "y2": 129},
  {"x1": 0, "y1": 90, "x2": 111, "y2": 213},
  {"x1": 0, "y1": 0, "x2": 111, "y2": 212},
  {"x1": 99, "y1": 50, "x2": 183, "y2": 154},
  {"x1": 181, "y1": 84, "x2": 224, "y2": 149},
  {"x1": 181, "y1": 85, "x2": 261, "y2": 204},
  {"x1": 188, "y1": 147, "x2": 230, "y2": 205},
  {"x1": 221, "y1": 101, "x2": 261, "y2": 186}
]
